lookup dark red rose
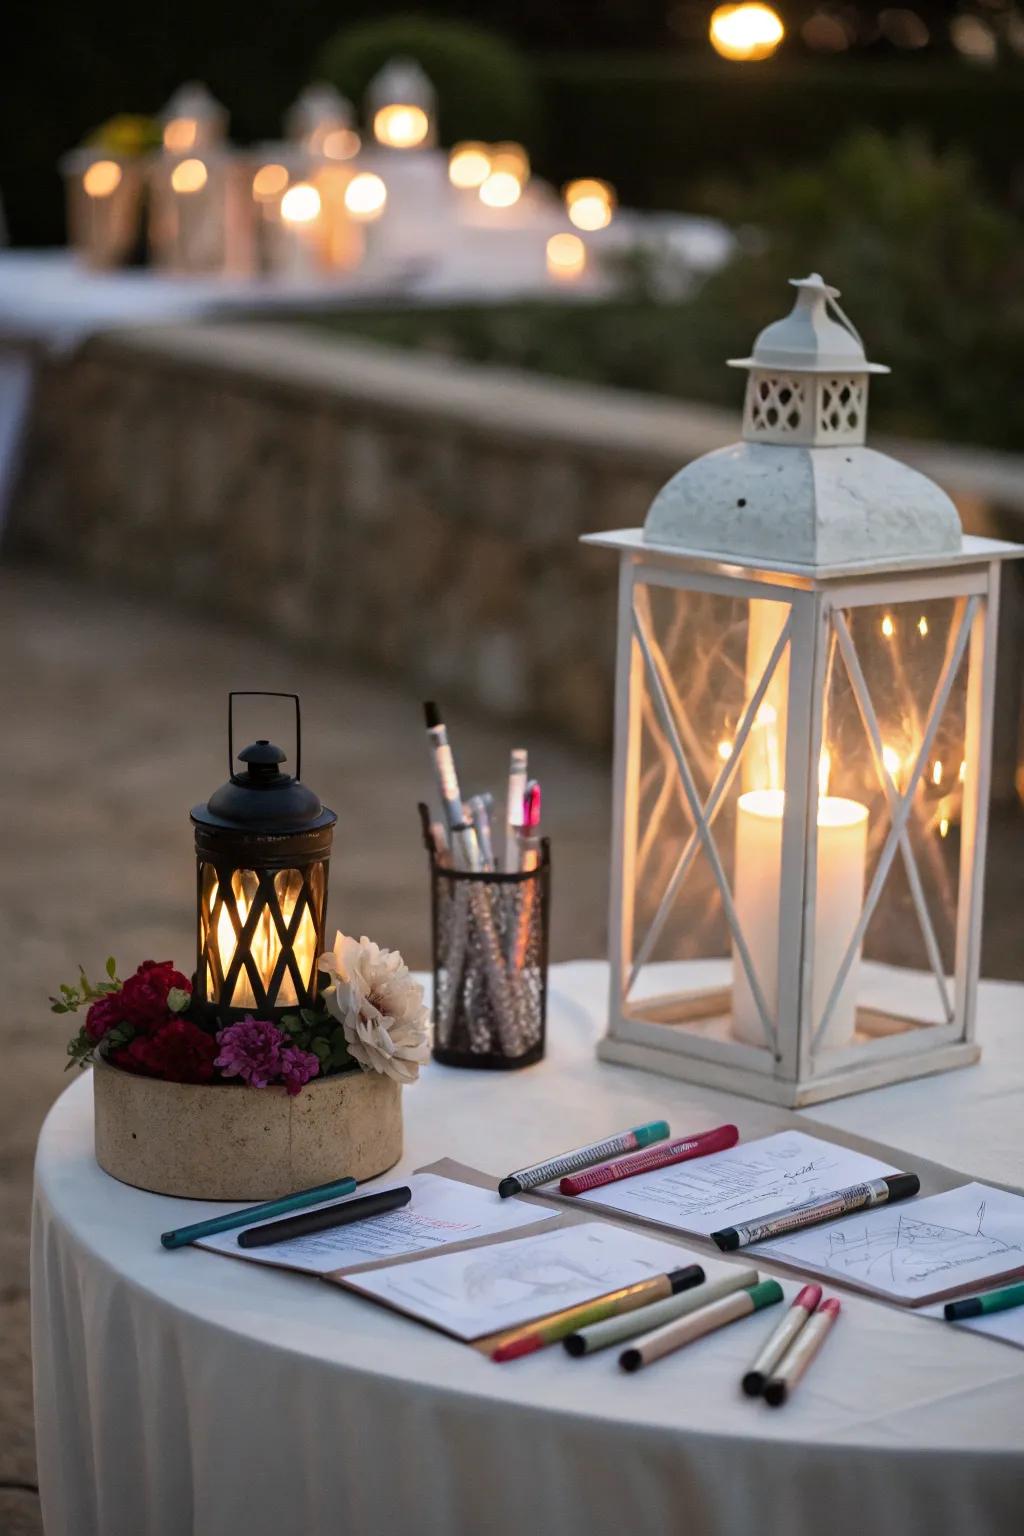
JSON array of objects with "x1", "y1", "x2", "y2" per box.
[
  {"x1": 111, "y1": 1018, "x2": 217, "y2": 1084},
  {"x1": 85, "y1": 992, "x2": 126, "y2": 1043},
  {"x1": 119, "y1": 961, "x2": 192, "y2": 1032}
]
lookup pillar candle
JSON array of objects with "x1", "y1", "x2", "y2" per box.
[{"x1": 732, "y1": 789, "x2": 867, "y2": 1051}]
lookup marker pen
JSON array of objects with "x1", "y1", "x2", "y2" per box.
[
  {"x1": 764, "y1": 1297, "x2": 841, "y2": 1406},
  {"x1": 711, "y1": 1172, "x2": 920, "y2": 1251},
  {"x1": 561, "y1": 1123, "x2": 739, "y2": 1195},
  {"x1": 498, "y1": 1121, "x2": 671, "y2": 1197},
  {"x1": 468, "y1": 794, "x2": 496, "y2": 872},
  {"x1": 945, "y1": 1279, "x2": 1024, "y2": 1322},
  {"x1": 564, "y1": 1268, "x2": 759, "y2": 1357},
  {"x1": 423, "y1": 701, "x2": 481, "y2": 871},
  {"x1": 741, "y1": 1284, "x2": 821, "y2": 1396},
  {"x1": 504, "y1": 747, "x2": 528, "y2": 872},
  {"x1": 491, "y1": 1265, "x2": 704, "y2": 1362},
  {"x1": 619, "y1": 1280, "x2": 783, "y2": 1372}
]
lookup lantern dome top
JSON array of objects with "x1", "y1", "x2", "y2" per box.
[
  {"x1": 729, "y1": 274, "x2": 889, "y2": 376},
  {"x1": 366, "y1": 57, "x2": 437, "y2": 113},
  {"x1": 192, "y1": 738, "x2": 337, "y2": 834},
  {"x1": 286, "y1": 82, "x2": 354, "y2": 140},
  {"x1": 159, "y1": 81, "x2": 227, "y2": 131}
]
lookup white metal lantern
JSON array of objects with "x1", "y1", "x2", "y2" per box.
[
  {"x1": 286, "y1": 83, "x2": 360, "y2": 162},
  {"x1": 586, "y1": 274, "x2": 1023, "y2": 1106},
  {"x1": 366, "y1": 58, "x2": 437, "y2": 149}
]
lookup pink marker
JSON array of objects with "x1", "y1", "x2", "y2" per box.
[
  {"x1": 560, "y1": 1123, "x2": 739, "y2": 1195},
  {"x1": 764, "y1": 1296, "x2": 841, "y2": 1406},
  {"x1": 742, "y1": 1284, "x2": 822, "y2": 1396}
]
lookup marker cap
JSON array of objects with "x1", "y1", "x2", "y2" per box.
[
  {"x1": 635, "y1": 1120, "x2": 671, "y2": 1149},
  {"x1": 498, "y1": 1176, "x2": 522, "y2": 1199},
  {"x1": 883, "y1": 1173, "x2": 920, "y2": 1202},
  {"x1": 749, "y1": 1280, "x2": 785, "y2": 1311}
]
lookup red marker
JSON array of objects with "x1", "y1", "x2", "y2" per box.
[
  {"x1": 764, "y1": 1296, "x2": 841, "y2": 1406},
  {"x1": 560, "y1": 1124, "x2": 739, "y2": 1195},
  {"x1": 741, "y1": 1284, "x2": 822, "y2": 1396}
]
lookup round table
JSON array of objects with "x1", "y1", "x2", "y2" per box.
[{"x1": 32, "y1": 962, "x2": 1024, "y2": 1536}]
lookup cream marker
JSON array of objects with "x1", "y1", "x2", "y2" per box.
[
  {"x1": 742, "y1": 1284, "x2": 821, "y2": 1396},
  {"x1": 468, "y1": 794, "x2": 496, "y2": 871},
  {"x1": 764, "y1": 1296, "x2": 841, "y2": 1406},
  {"x1": 504, "y1": 747, "x2": 528, "y2": 871}
]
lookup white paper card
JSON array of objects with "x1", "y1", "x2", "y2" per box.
[
  {"x1": 196, "y1": 1173, "x2": 554, "y2": 1275},
  {"x1": 345, "y1": 1221, "x2": 704, "y2": 1340},
  {"x1": 557, "y1": 1130, "x2": 897, "y2": 1239},
  {"x1": 759, "y1": 1182, "x2": 1024, "y2": 1303}
]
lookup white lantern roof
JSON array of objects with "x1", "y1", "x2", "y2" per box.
[
  {"x1": 642, "y1": 273, "x2": 964, "y2": 571},
  {"x1": 158, "y1": 82, "x2": 228, "y2": 138},
  {"x1": 286, "y1": 82, "x2": 354, "y2": 142},
  {"x1": 365, "y1": 57, "x2": 437, "y2": 115}
]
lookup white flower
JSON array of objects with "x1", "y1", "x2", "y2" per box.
[{"x1": 320, "y1": 932, "x2": 431, "y2": 1084}]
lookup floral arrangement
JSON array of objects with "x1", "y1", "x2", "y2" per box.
[{"x1": 53, "y1": 934, "x2": 430, "y2": 1095}]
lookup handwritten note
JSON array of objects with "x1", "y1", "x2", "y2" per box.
[
  {"x1": 346, "y1": 1222, "x2": 704, "y2": 1340},
  {"x1": 197, "y1": 1173, "x2": 553, "y2": 1276},
  {"x1": 557, "y1": 1130, "x2": 897, "y2": 1239},
  {"x1": 759, "y1": 1182, "x2": 1024, "y2": 1304}
]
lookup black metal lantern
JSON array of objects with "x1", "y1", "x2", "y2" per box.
[{"x1": 191, "y1": 693, "x2": 337, "y2": 1027}]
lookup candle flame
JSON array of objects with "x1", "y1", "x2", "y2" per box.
[
  {"x1": 939, "y1": 817, "x2": 950, "y2": 838},
  {"x1": 882, "y1": 744, "x2": 902, "y2": 781},
  {"x1": 917, "y1": 616, "x2": 929, "y2": 637},
  {"x1": 818, "y1": 748, "x2": 831, "y2": 799},
  {"x1": 717, "y1": 739, "x2": 734, "y2": 761},
  {"x1": 932, "y1": 761, "x2": 943, "y2": 786},
  {"x1": 881, "y1": 614, "x2": 895, "y2": 639}
]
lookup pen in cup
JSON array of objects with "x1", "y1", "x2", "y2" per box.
[{"x1": 504, "y1": 748, "x2": 528, "y2": 872}]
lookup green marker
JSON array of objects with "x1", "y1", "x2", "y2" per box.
[
  {"x1": 498, "y1": 1121, "x2": 671, "y2": 1198},
  {"x1": 160, "y1": 1175, "x2": 357, "y2": 1249},
  {"x1": 620, "y1": 1279, "x2": 783, "y2": 1372},
  {"x1": 945, "y1": 1280, "x2": 1024, "y2": 1321}
]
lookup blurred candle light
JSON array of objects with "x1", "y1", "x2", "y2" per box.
[
  {"x1": 448, "y1": 142, "x2": 492, "y2": 190},
  {"x1": 565, "y1": 178, "x2": 616, "y2": 231},
  {"x1": 163, "y1": 117, "x2": 198, "y2": 153},
  {"x1": 252, "y1": 163, "x2": 289, "y2": 203},
  {"x1": 170, "y1": 158, "x2": 209, "y2": 194},
  {"x1": 546, "y1": 232, "x2": 587, "y2": 281},
  {"x1": 480, "y1": 171, "x2": 523, "y2": 209},
  {"x1": 373, "y1": 103, "x2": 429, "y2": 149},
  {"x1": 280, "y1": 182, "x2": 321, "y2": 224},
  {"x1": 322, "y1": 128, "x2": 360, "y2": 160},
  {"x1": 344, "y1": 171, "x2": 387, "y2": 221},
  {"x1": 709, "y1": 2, "x2": 785, "y2": 59},
  {"x1": 83, "y1": 160, "x2": 122, "y2": 198},
  {"x1": 881, "y1": 613, "x2": 895, "y2": 638},
  {"x1": 917, "y1": 614, "x2": 929, "y2": 636}
]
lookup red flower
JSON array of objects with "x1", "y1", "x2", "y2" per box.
[
  {"x1": 119, "y1": 961, "x2": 192, "y2": 1033},
  {"x1": 85, "y1": 992, "x2": 126, "y2": 1043},
  {"x1": 111, "y1": 1018, "x2": 217, "y2": 1084}
]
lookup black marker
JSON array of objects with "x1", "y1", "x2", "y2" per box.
[
  {"x1": 238, "y1": 1185, "x2": 412, "y2": 1248},
  {"x1": 712, "y1": 1173, "x2": 920, "y2": 1251}
]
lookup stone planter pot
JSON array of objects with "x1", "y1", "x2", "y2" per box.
[{"x1": 93, "y1": 1054, "x2": 402, "y2": 1200}]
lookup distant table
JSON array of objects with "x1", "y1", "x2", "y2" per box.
[{"x1": 32, "y1": 961, "x2": 1024, "y2": 1536}]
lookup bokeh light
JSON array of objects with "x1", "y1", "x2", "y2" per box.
[
  {"x1": 448, "y1": 142, "x2": 492, "y2": 190},
  {"x1": 251, "y1": 163, "x2": 289, "y2": 203},
  {"x1": 709, "y1": 3, "x2": 785, "y2": 60},
  {"x1": 546, "y1": 232, "x2": 587, "y2": 281},
  {"x1": 163, "y1": 118, "x2": 197, "y2": 154},
  {"x1": 83, "y1": 160, "x2": 122, "y2": 199},
  {"x1": 280, "y1": 182, "x2": 321, "y2": 224},
  {"x1": 321, "y1": 128, "x2": 361, "y2": 161},
  {"x1": 565, "y1": 179, "x2": 616, "y2": 232},
  {"x1": 373, "y1": 104, "x2": 429, "y2": 149},
  {"x1": 344, "y1": 172, "x2": 388, "y2": 221},
  {"x1": 479, "y1": 172, "x2": 522, "y2": 209},
  {"x1": 170, "y1": 158, "x2": 208, "y2": 194}
]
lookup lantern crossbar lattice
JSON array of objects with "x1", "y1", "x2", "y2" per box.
[
  {"x1": 633, "y1": 601, "x2": 781, "y2": 1056},
  {"x1": 811, "y1": 594, "x2": 977, "y2": 1051},
  {"x1": 627, "y1": 604, "x2": 794, "y2": 999},
  {"x1": 200, "y1": 863, "x2": 323, "y2": 1017}
]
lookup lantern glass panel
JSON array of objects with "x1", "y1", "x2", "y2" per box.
[
  {"x1": 198, "y1": 861, "x2": 325, "y2": 1011},
  {"x1": 805, "y1": 593, "x2": 969, "y2": 1065},
  {"x1": 623, "y1": 577, "x2": 795, "y2": 1059}
]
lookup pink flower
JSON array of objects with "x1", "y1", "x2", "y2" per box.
[
  {"x1": 214, "y1": 1016, "x2": 284, "y2": 1088},
  {"x1": 279, "y1": 1045, "x2": 320, "y2": 1096}
]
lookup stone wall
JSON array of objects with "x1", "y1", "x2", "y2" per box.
[{"x1": 8, "y1": 322, "x2": 1024, "y2": 786}]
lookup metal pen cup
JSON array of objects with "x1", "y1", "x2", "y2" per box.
[{"x1": 423, "y1": 815, "x2": 550, "y2": 1070}]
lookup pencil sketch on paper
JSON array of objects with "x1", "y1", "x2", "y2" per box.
[{"x1": 764, "y1": 1182, "x2": 1024, "y2": 1300}]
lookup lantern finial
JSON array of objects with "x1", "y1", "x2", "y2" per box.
[{"x1": 729, "y1": 273, "x2": 889, "y2": 379}]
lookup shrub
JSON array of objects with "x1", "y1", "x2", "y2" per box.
[{"x1": 318, "y1": 15, "x2": 540, "y2": 147}]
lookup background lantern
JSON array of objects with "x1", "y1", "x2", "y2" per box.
[
  {"x1": 149, "y1": 82, "x2": 252, "y2": 274},
  {"x1": 366, "y1": 57, "x2": 437, "y2": 149},
  {"x1": 585, "y1": 274, "x2": 1023, "y2": 1106},
  {"x1": 191, "y1": 693, "x2": 337, "y2": 1028}
]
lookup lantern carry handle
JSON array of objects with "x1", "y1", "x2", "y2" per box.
[{"x1": 228, "y1": 691, "x2": 302, "y2": 783}]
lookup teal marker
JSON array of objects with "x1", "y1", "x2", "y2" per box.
[
  {"x1": 161, "y1": 1176, "x2": 358, "y2": 1249},
  {"x1": 498, "y1": 1121, "x2": 671, "y2": 1198},
  {"x1": 945, "y1": 1280, "x2": 1024, "y2": 1321}
]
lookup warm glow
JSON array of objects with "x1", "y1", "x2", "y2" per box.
[
  {"x1": 373, "y1": 103, "x2": 429, "y2": 149},
  {"x1": 882, "y1": 744, "x2": 902, "y2": 780},
  {"x1": 344, "y1": 171, "x2": 387, "y2": 220},
  {"x1": 163, "y1": 117, "x2": 197, "y2": 153},
  {"x1": 83, "y1": 160, "x2": 122, "y2": 198},
  {"x1": 321, "y1": 127, "x2": 361, "y2": 160},
  {"x1": 709, "y1": 2, "x2": 785, "y2": 60},
  {"x1": 565, "y1": 178, "x2": 616, "y2": 232},
  {"x1": 959, "y1": 759, "x2": 967, "y2": 783},
  {"x1": 717, "y1": 739, "x2": 734, "y2": 762},
  {"x1": 546, "y1": 232, "x2": 587, "y2": 279},
  {"x1": 739, "y1": 788, "x2": 868, "y2": 831},
  {"x1": 939, "y1": 816, "x2": 950, "y2": 838},
  {"x1": 252, "y1": 163, "x2": 289, "y2": 202},
  {"x1": 491, "y1": 143, "x2": 530, "y2": 180},
  {"x1": 932, "y1": 761, "x2": 943, "y2": 786},
  {"x1": 170, "y1": 158, "x2": 208, "y2": 194},
  {"x1": 818, "y1": 748, "x2": 832, "y2": 800},
  {"x1": 917, "y1": 615, "x2": 929, "y2": 636},
  {"x1": 881, "y1": 614, "x2": 895, "y2": 638},
  {"x1": 480, "y1": 171, "x2": 523, "y2": 209},
  {"x1": 448, "y1": 142, "x2": 492, "y2": 189},
  {"x1": 212, "y1": 869, "x2": 316, "y2": 1009},
  {"x1": 280, "y1": 182, "x2": 321, "y2": 224}
]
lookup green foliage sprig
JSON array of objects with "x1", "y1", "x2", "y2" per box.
[{"x1": 279, "y1": 1007, "x2": 354, "y2": 1075}]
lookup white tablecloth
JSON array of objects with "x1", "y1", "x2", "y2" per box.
[{"x1": 32, "y1": 962, "x2": 1024, "y2": 1536}]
